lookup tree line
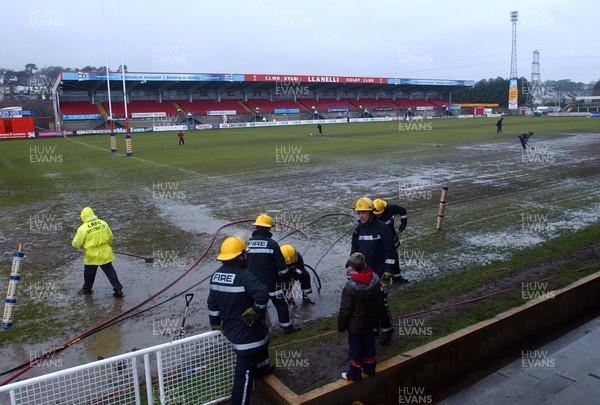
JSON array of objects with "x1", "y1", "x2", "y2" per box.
[{"x1": 452, "y1": 77, "x2": 599, "y2": 106}]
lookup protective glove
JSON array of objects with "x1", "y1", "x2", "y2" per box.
[
  {"x1": 211, "y1": 325, "x2": 223, "y2": 332},
  {"x1": 380, "y1": 272, "x2": 394, "y2": 289},
  {"x1": 242, "y1": 307, "x2": 259, "y2": 327}
]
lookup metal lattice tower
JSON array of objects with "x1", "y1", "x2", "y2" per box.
[
  {"x1": 527, "y1": 50, "x2": 542, "y2": 105},
  {"x1": 510, "y1": 11, "x2": 518, "y2": 79}
]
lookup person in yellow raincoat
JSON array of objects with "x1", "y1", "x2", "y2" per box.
[{"x1": 72, "y1": 207, "x2": 124, "y2": 297}]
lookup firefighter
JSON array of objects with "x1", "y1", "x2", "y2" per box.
[
  {"x1": 372, "y1": 198, "x2": 410, "y2": 283},
  {"x1": 350, "y1": 197, "x2": 396, "y2": 345},
  {"x1": 246, "y1": 214, "x2": 301, "y2": 334},
  {"x1": 207, "y1": 235, "x2": 273, "y2": 405},
  {"x1": 280, "y1": 244, "x2": 315, "y2": 305}
]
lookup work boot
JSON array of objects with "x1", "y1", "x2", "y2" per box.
[
  {"x1": 283, "y1": 325, "x2": 302, "y2": 334},
  {"x1": 380, "y1": 330, "x2": 393, "y2": 346},
  {"x1": 392, "y1": 275, "x2": 410, "y2": 283},
  {"x1": 257, "y1": 363, "x2": 275, "y2": 379},
  {"x1": 302, "y1": 294, "x2": 315, "y2": 305},
  {"x1": 113, "y1": 289, "x2": 124, "y2": 298},
  {"x1": 341, "y1": 372, "x2": 353, "y2": 381}
]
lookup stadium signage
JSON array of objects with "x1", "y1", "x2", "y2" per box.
[
  {"x1": 0, "y1": 109, "x2": 35, "y2": 117},
  {"x1": 131, "y1": 112, "x2": 167, "y2": 118},
  {"x1": 548, "y1": 112, "x2": 592, "y2": 117},
  {"x1": 38, "y1": 131, "x2": 73, "y2": 137},
  {"x1": 0, "y1": 133, "x2": 29, "y2": 139},
  {"x1": 247, "y1": 74, "x2": 387, "y2": 84},
  {"x1": 62, "y1": 71, "x2": 475, "y2": 88},
  {"x1": 345, "y1": 77, "x2": 378, "y2": 83},
  {"x1": 389, "y1": 78, "x2": 476, "y2": 87},
  {"x1": 264, "y1": 76, "x2": 302, "y2": 82},
  {"x1": 274, "y1": 109, "x2": 300, "y2": 114},
  {"x1": 307, "y1": 76, "x2": 340, "y2": 83},
  {"x1": 152, "y1": 125, "x2": 187, "y2": 131},
  {"x1": 207, "y1": 110, "x2": 237, "y2": 116},
  {"x1": 63, "y1": 114, "x2": 102, "y2": 120},
  {"x1": 63, "y1": 72, "x2": 245, "y2": 83}
]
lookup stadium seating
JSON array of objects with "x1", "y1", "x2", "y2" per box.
[
  {"x1": 427, "y1": 98, "x2": 455, "y2": 108},
  {"x1": 392, "y1": 98, "x2": 437, "y2": 109},
  {"x1": 176, "y1": 100, "x2": 250, "y2": 115},
  {"x1": 61, "y1": 97, "x2": 454, "y2": 121},
  {"x1": 60, "y1": 102, "x2": 102, "y2": 115}
]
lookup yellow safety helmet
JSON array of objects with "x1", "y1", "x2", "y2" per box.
[
  {"x1": 280, "y1": 244, "x2": 297, "y2": 265},
  {"x1": 253, "y1": 213, "x2": 273, "y2": 228},
  {"x1": 353, "y1": 197, "x2": 374, "y2": 212},
  {"x1": 217, "y1": 235, "x2": 247, "y2": 261},
  {"x1": 372, "y1": 198, "x2": 387, "y2": 215}
]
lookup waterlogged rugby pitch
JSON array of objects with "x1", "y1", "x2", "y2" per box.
[{"x1": 0, "y1": 116, "x2": 598, "y2": 383}]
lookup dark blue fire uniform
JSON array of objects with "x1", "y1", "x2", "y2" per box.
[
  {"x1": 376, "y1": 203, "x2": 408, "y2": 279},
  {"x1": 376, "y1": 203, "x2": 407, "y2": 249},
  {"x1": 208, "y1": 262, "x2": 271, "y2": 405},
  {"x1": 289, "y1": 252, "x2": 312, "y2": 296},
  {"x1": 351, "y1": 218, "x2": 397, "y2": 277},
  {"x1": 246, "y1": 229, "x2": 295, "y2": 330}
]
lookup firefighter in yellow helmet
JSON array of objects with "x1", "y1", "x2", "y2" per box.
[
  {"x1": 71, "y1": 207, "x2": 123, "y2": 297},
  {"x1": 280, "y1": 244, "x2": 315, "y2": 305},
  {"x1": 351, "y1": 197, "x2": 396, "y2": 345},
  {"x1": 208, "y1": 234, "x2": 273, "y2": 404},
  {"x1": 246, "y1": 214, "x2": 301, "y2": 333},
  {"x1": 373, "y1": 198, "x2": 409, "y2": 283}
]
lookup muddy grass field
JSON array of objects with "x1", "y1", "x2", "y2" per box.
[{"x1": 0, "y1": 116, "x2": 599, "y2": 391}]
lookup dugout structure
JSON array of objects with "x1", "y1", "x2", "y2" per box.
[
  {"x1": 52, "y1": 71, "x2": 475, "y2": 132},
  {"x1": 0, "y1": 108, "x2": 36, "y2": 139}
]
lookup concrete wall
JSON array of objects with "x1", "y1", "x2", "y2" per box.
[{"x1": 256, "y1": 271, "x2": 600, "y2": 405}]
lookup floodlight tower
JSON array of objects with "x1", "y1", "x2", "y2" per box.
[
  {"x1": 527, "y1": 50, "x2": 542, "y2": 106},
  {"x1": 507, "y1": 11, "x2": 519, "y2": 112},
  {"x1": 510, "y1": 11, "x2": 518, "y2": 80}
]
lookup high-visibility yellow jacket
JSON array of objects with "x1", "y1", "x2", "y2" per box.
[{"x1": 72, "y1": 207, "x2": 115, "y2": 265}]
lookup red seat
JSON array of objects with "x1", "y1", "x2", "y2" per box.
[{"x1": 61, "y1": 102, "x2": 102, "y2": 115}]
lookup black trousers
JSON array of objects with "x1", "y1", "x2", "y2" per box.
[
  {"x1": 83, "y1": 262, "x2": 123, "y2": 292},
  {"x1": 271, "y1": 294, "x2": 293, "y2": 329},
  {"x1": 291, "y1": 268, "x2": 312, "y2": 294},
  {"x1": 377, "y1": 287, "x2": 393, "y2": 333},
  {"x1": 231, "y1": 345, "x2": 271, "y2": 405}
]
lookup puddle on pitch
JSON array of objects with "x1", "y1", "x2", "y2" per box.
[{"x1": 154, "y1": 200, "x2": 230, "y2": 235}]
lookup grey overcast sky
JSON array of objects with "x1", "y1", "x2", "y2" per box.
[{"x1": 1, "y1": 0, "x2": 599, "y2": 83}]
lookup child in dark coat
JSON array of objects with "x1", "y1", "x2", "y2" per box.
[{"x1": 337, "y1": 252, "x2": 381, "y2": 381}]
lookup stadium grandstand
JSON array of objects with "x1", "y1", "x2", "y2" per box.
[{"x1": 52, "y1": 71, "x2": 475, "y2": 131}]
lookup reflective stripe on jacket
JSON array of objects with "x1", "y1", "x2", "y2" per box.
[{"x1": 207, "y1": 262, "x2": 269, "y2": 353}]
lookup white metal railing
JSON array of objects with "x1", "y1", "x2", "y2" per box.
[{"x1": 0, "y1": 331, "x2": 235, "y2": 405}]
